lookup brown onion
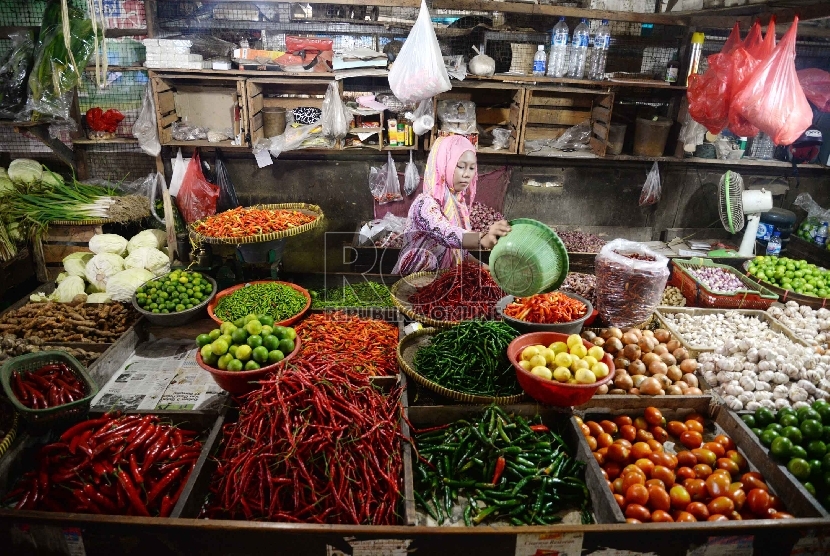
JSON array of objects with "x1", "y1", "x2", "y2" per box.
[
  {"x1": 593, "y1": 337, "x2": 606, "y2": 347},
  {"x1": 638, "y1": 337, "x2": 654, "y2": 354},
  {"x1": 666, "y1": 385, "x2": 684, "y2": 395},
  {"x1": 672, "y1": 347, "x2": 689, "y2": 362},
  {"x1": 652, "y1": 344, "x2": 669, "y2": 356},
  {"x1": 639, "y1": 377, "x2": 662, "y2": 395},
  {"x1": 629, "y1": 387, "x2": 640, "y2": 395},
  {"x1": 596, "y1": 384, "x2": 609, "y2": 395},
  {"x1": 614, "y1": 356, "x2": 631, "y2": 369},
  {"x1": 682, "y1": 373, "x2": 699, "y2": 388},
  {"x1": 659, "y1": 353, "x2": 677, "y2": 367},
  {"x1": 604, "y1": 337, "x2": 623, "y2": 354},
  {"x1": 622, "y1": 331, "x2": 639, "y2": 345},
  {"x1": 642, "y1": 352, "x2": 660, "y2": 367},
  {"x1": 582, "y1": 331, "x2": 597, "y2": 341},
  {"x1": 687, "y1": 387, "x2": 703, "y2": 395},
  {"x1": 615, "y1": 372, "x2": 634, "y2": 390},
  {"x1": 629, "y1": 359, "x2": 646, "y2": 375},
  {"x1": 666, "y1": 339, "x2": 681, "y2": 352},
  {"x1": 666, "y1": 365, "x2": 682, "y2": 382},
  {"x1": 632, "y1": 374, "x2": 647, "y2": 388},
  {"x1": 654, "y1": 329, "x2": 671, "y2": 343},
  {"x1": 653, "y1": 373, "x2": 672, "y2": 389},
  {"x1": 642, "y1": 329, "x2": 654, "y2": 338},
  {"x1": 648, "y1": 360, "x2": 668, "y2": 376},
  {"x1": 608, "y1": 388, "x2": 627, "y2": 395},
  {"x1": 623, "y1": 344, "x2": 641, "y2": 361},
  {"x1": 679, "y1": 359, "x2": 698, "y2": 374}
]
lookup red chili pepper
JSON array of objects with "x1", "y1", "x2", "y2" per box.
[
  {"x1": 408, "y1": 262, "x2": 505, "y2": 321},
  {"x1": 146, "y1": 466, "x2": 185, "y2": 505},
  {"x1": 159, "y1": 494, "x2": 175, "y2": 518},
  {"x1": 60, "y1": 415, "x2": 113, "y2": 442},
  {"x1": 129, "y1": 453, "x2": 143, "y2": 484},
  {"x1": 116, "y1": 470, "x2": 150, "y2": 517},
  {"x1": 529, "y1": 424, "x2": 550, "y2": 433}
]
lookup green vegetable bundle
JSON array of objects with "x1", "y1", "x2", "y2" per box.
[
  {"x1": 310, "y1": 281, "x2": 393, "y2": 309},
  {"x1": 213, "y1": 283, "x2": 307, "y2": 323},
  {"x1": 413, "y1": 405, "x2": 592, "y2": 526}
]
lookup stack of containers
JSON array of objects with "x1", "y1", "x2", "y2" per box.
[{"x1": 143, "y1": 39, "x2": 211, "y2": 70}]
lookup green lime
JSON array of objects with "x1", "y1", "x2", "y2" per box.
[
  {"x1": 227, "y1": 359, "x2": 244, "y2": 372},
  {"x1": 208, "y1": 329, "x2": 221, "y2": 341},
  {"x1": 278, "y1": 339, "x2": 295, "y2": 355},
  {"x1": 783, "y1": 425, "x2": 803, "y2": 445},
  {"x1": 233, "y1": 318, "x2": 245, "y2": 328},
  {"x1": 798, "y1": 407, "x2": 822, "y2": 423},
  {"x1": 200, "y1": 344, "x2": 214, "y2": 361},
  {"x1": 261, "y1": 325, "x2": 273, "y2": 337},
  {"x1": 755, "y1": 407, "x2": 775, "y2": 427},
  {"x1": 814, "y1": 399, "x2": 830, "y2": 410},
  {"x1": 217, "y1": 353, "x2": 234, "y2": 370},
  {"x1": 244, "y1": 360, "x2": 260, "y2": 371},
  {"x1": 792, "y1": 444, "x2": 809, "y2": 460},
  {"x1": 246, "y1": 320, "x2": 263, "y2": 336},
  {"x1": 809, "y1": 459, "x2": 824, "y2": 481},
  {"x1": 802, "y1": 419, "x2": 824, "y2": 441},
  {"x1": 272, "y1": 326, "x2": 287, "y2": 340},
  {"x1": 815, "y1": 404, "x2": 830, "y2": 426},
  {"x1": 742, "y1": 414, "x2": 757, "y2": 428},
  {"x1": 196, "y1": 334, "x2": 212, "y2": 348},
  {"x1": 236, "y1": 344, "x2": 252, "y2": 362},
  {"x1": 247, "y1": 335, "x2": 263, "y2": 349},
  {"x1": 788, "y1": 458, "x2": 812, "y2": 481},
  {"x1": 202, "y1": 351, "x2": 218, "y2": 366},
  {"x1": 282, "y1": 327, "x2": 297, "y2": 341},
  {"x1": 259, "y1": 315, "x2": 275, "y2": 327},
  {"x1": 808, "y1": 440, "x2": 828, "y2": 458},
  {"x1": 751, "y1": 428, "x2": 763, "y2": 437},
  {"x1": 220, "y1": 322, "x2": 237, "y2": 335},
  {"x1": 771, "y1": 436, "x2": 794, "y2": 460},
  {"x1": 228, "y1": 344, "x2": 238, "y2": 357},
  {"x1": 766, "y1": 422, "x2": 784, "y2": 435},
  {"x1": 263, "y1": 335, "x2": 280, "y2": 351},
  {"x1": 267, "y1": 350, "x2": 284, "y2": 364},
  {"x1": 244, "y1": 314, "x2": 259, "y2": 324},
  {"x1": 780, "y1": 413, "x2": 800, "y2": 428},
  {"x1": 219, "y1": 334, "x2": 233, "y2": 346},
  {"x1": 231, "y1": 328, "x2": 249, "y2": 345},
  {"x1": 760, "y1": 428, "x2": 779, "y2": 447},
  {"x1": 252, "y1": 346, "x2": 269, "y2": 364},
  {"x1": 211, "y1": 339, "x2": 229, "y2": 356},
  {"x1": 804, "y1": 482, "x2": 817, "y2": 496}
]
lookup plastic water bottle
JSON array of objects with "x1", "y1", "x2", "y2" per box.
[
  {"x1": 766, "y1": 231, "x2": 782, "y2": 256},
  {"x1": 532, "y1": 45, "x2": 547, "y2": 76},
  {"x1": 568, "y1": 19, "x2": 590, "y2": 78},
  {"x1": 547, "y1": 17, "x2": 569, "y2": 78},
  {"x1": 589, "y1": 20, "x2": 610, "y2": 80},
  {"x1": 816, "y1": 222, "x2": 829, "y2": 248}
]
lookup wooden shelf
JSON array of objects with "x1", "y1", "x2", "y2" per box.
[
  {"x1": 84, "y1": 65, "x2": 147, "y2": 72},
  {"x1": 72, "y1": 138, "x2": 139, "y2": 145},
  {"x1": 606, "y1": 154, "x2": 827, "y2": 170},
  {"x1": 150, "y1": 68, "x2": 335, "y2": 80},
  {"x1": 465, "y1": 74, "x2": 685, "y2": 92},
  {"x1": 162, "y1": 140, "x2": 249, "y2": 149},
  {"x1": 349, "y1": 127, "x2": 382, "y2": 133}
]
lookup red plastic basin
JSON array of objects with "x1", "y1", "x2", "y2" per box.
[{"x1": 207, "y1": 280, "x2": 311, "y2": 327}]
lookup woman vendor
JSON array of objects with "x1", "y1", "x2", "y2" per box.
[{"x1": 393, "y1": 135, "x2": 511, "y2": 275}]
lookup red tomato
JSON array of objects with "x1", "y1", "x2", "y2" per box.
[
  {"x1": 687, "y1": 412, "x2": 705, "y2": 425},
  {"x1": 620, "y1": 425, "x2": 637, "y2": 442},
  {"x1": 726, "y1": 487, "x2": 746, "y2": 511},
  {"x1": 607, "y1": 480, "x2": 615, "y2": 492},
  {"x1": 607, "y1": 443, "x2": 631, "y2": 464},
  {"x1": 680, "y1": 431, "x2": 704, "y2": 449},
  {"x1": 726, "y1": 450, "x2": 748, "y2": 472},
  {"x1": 685, "y1": 419, "x2": 704, "y2": 434},
  {"x1": 652, "y1": 465, "x2": 676, "y2": 487},
  {"x1": 626, "y1": 518, "x2": 642, "y2": 524},
  {"x1": 708, "y1": 514, "x2": 729, "y2": 522},
  {"x1": 693, "y1": 464, "x2": 713, "y2": 480},
  {"x1": 597, "y1": 447, "x2": 609, "y2": 458},
  {"x1": 622, "y1": 471, "x2": 646, "y2": 492},
  {"x1": 714, "y1": 434, "x2": 736, "y2": 452},
  {"x1": 600, "y1": 420, "x2": 619, "y2": 435},
  {"x1": 651, "y1": 509, "x2": 674, "y2": 522},
  {"x1": 597, "y1": 432, "x2": 614, "y2": 449},
  {"x1": 600, "y1": 468, "x2": 610, "y2": 481},
  {"x1": 769, "y1": 494, "x2": 784, "y2": 511},
  {"x1": 669, "y1": 485, "x2": 691, "y2": 510},
  {"x1": 636, "y1": 429, "x2": 655, "y2": 443},
  {"x1": 625, "y1": 503, "x2": 651, "y2": 522},
  {"x1": 614, "y1": 415, "x2": 633, "y2": 428},
  {"x1": 770, "y1": 512, "x2": 795, "y2": 519},
  {"x1": 633, "y1": 416, "x2": 649, "y2": 431},
  {"x1": 684, "y1": 478, "x2": 708, "y2": 501},
  {"x1": 622, "y1": 464, "x2": 645, "y2": 477},
  {"x1": 650, "y1": 426, "x2": 669, "y2": 443},
  {"x1": 674, "y1": 511, "x2": 697, "y2": 522},
  {"x1": 649, "y1": 451, "x2": 677, "y2": 470},
  {"x1": 686, "y1": 501, "x2": 710, "y2": 520},
  {"x1": 647, "y1": 439, "x2": 664, "y2": 454},
  {"x1": 581, "y1": 424, "x2": 592, "y2": 437},
  {"x1": 631, "y1": 442, "x2": 653, "y2": 460},
  {"x1": 594, "y1": 452, "x2": 605, "y2": 466},
  {"x1": 587, "y1": 421, "x2": 605, "y2": 437},
  {"x1": 647, "y1": 485, "x2": 671, "y2": 512},
  {"x1": 728, "y1": 511, "x2": 743, "y2": 521},
  {"x1": 635, "y1": 458, "x2": 655, "y2": 478},
  {"x1": 605, "y1": 461, "x2": 622, "y2": 481},
  {"x1": 644, "y1": 407, "x2": 664, "y2": 426},
  {"x1": 676, "y1": 466, "x2": 696, "y2": 482},
  {"x1": 705, "y1": 472, "x2": 732, "y2": 498},
  {"x1": 708, "y1": 496, "x2": 735, "y2": 515},
  {"x1": 666, "y1": 420, "x2": 688, "y2": 437},
  {"x1": 625, "y1": 484, "x2": 650, "y2": 506},
  {"x1": 676, "y1": 451, "x2": 697, "y2": 468},
  {"x1": 741, "y1": 472, "x2": 769, "y2": 493},
  {"x1": 614, "y1": 493, "x2": 626, "y2": 509},
  {"x1": 691, "y1": 448, "x2": 717, "y2": 467},
  {"x1": 586, "y1": 435, "x2": 598, "y2": 452},
  {"x1": 646, "y1": 478, "x2": 666, "y2": 490},
  {"x1": 613, "y1": 477, "x2": 626, "y2": 495},
  {"x1": 702, "y1": 442, "x2": 726, "y2": 458},
  {"x1": 716, "y1": 457, "x2": 740, "y2": 476}
]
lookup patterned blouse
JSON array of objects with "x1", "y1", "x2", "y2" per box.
[{"x1": 393, "y1": 194, "x2": 470, "y2": 275}]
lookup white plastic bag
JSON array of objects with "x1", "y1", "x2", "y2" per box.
[
  {"x1": 388, "y1": 0, "x2": 451, "y2": 103},
  {"x1": 169, "y1": 149, "x2": 187, "y2": 197},
  {"x1": 410, "y1": 97, "x2": 434, "y2": 136},
  {"x1": 370, "y1": 151, "x2": 403, "y2": 204},
  {"x1": 321, "y1": 81, "x2": 350, "y2": 140},
  {"x1": 133, "y1": 84, "x2": 161, "y2": 156},
  {"x1": 404, "y1": 150, "x2": 420, "y2": 196},
  {"x1": 268, "y1": 123, "x2": 333, "y2": 159},
  {"x1": 639, "y1": 162, "x2": 661, "y2": 206}
]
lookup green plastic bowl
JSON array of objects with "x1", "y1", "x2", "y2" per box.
[{"x1": 489, "y1": 219, "x2": 569, "y2": 297}]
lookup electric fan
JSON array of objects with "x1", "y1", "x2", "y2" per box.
[{"x1": 718, "y1": 170, "x2": 773, "y2": 257}]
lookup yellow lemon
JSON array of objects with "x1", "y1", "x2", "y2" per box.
[
  {"x1": 591, "y1": 362, "x2": 610, "y2": 379},
  {"x1": 582, "y1": 355, "x2": 598, "y2": 368},
  {"x1": 518, "y1": 360, "x2": 532, "y2": 371},
  {"x1": 531, "y1": 366, "x2": 553, "y2": 380},
  {"x1": 569, "y1": 343, "x2": 588, "y2": 359},
  {"x1": 566, "y1": 334, "x2": 583, "y2": 348},
  {"x1": 549, "y1": 341, "x2": 568, "y2": 354},
  {"x1": 588, "y1": 345, "x2": 605, "y2": 361},
  {"x1": 521, "y1": 346, "x2": 540, "y2": 361},
  {"x1": 529, "y1": 354, "x2": 548, "y2": 369},
  {"x1": 540, "y1": 348, "x2": 557, "y2": 366},
  {"x1": 554, "y1": 352, "x2": 572, "y2": 368},
  {"x1": 571, "y1": 359, "x2": 589, "y2": 372},
  {"x1": 575, "y1": 368, "x2": 597, "y2": 384},
  {"x1": 553, "y1": 366, "x2": 571, "y2": 382}
]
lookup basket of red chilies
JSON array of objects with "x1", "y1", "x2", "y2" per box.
[{"x1": 0, "y1": 351, "x2": 99, "y2": 432}]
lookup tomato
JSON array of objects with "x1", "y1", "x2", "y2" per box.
[
  {"x1": 600, "y1": 420, "x2": 619, "y2": 435},
  {"x1": 716, "y1": 457, "x2": 740, "y2": 476},
  {"x1": 622, "y1": 471, "x2": 646, "y2": 492},
  {"x1": 652, "y1": 465, "x2": 676, "y2": 487},
  {"x1": 726, "y1": 486, "x2": 746, "y2": 511},
  {"x1": 587, "y1": 421, "x2": 605, "y2": 437},
  {"x1": 687, "y1": 412, "x2": 705, "y2": 425},
  {"x1": 622, "y1": 464, "x2": 645, "y2": 477},
  {"x1": 625, "y1": 503, "x2": 651, "y2": 522},
  {"x1": 649, "y1": 451, "x2": 676, "y2": 470},
  {"x1": 633, "y1": 416, "x2": 649, "y2": 431},
  {"x1": 676, "y1": 466, "x2": 696, "y2": 482},
  {"x1": 651, "y1": 509, "x2": 674, "y2": 522},
  {"x1": 746, "y1": 488, "x2": 771, "y2": 516},
  {"x1": 647, "y1": 439, "x2": 664, "y2": 454},
  {"x1": 605, "y1": 461, "x2": 622, "y2": 481},
  {"x1": 770, "y1": 512, "x2": 795, "y2": 519},
  {"x1": 680, "y1": 431, "x2": 704, "y2": 449},
  {"x1": 614, "y1": 415, "x2": 633, "y2": 428},
  {"x1": 594, "y1": 452, "x2": 605, "y2": 466},
  {"x1": 629, "y1": 441, "x2": 652, "y2": 459},
  {"x1": 574, "y1": 416, "x2": 584, "y2": 426},
  {"x1": 740, "y1": 472, "x2": 768, "y2": 492},
  {"x1": 674, "y1": 511, "x2": 697, "y2": 522},
  {"x1": 691, "y1": 448, "x2": 717, "y2": 467},
  {"x1": 705, "y1": 472, "x2": 731, "y2": 498},
  {"x1": 650, "y1": 426, "x2": 669, "y2": 443},
  {"x1": 676, "y1": 451, "x2": 697, "y2": 468},
  {"x1": 726, "y1": 450, "x2": 748, "y2": 472},
  {"x1": 647, "y1": 485, "x2": 671, "y2": 512},
  {"x1": 626, "y1": 483, "x2": 650, "y2": 506},
  {"x1": 597, "y1": 447, "x2": 609, "y2": 458},
  {"x1": 581, "y1": 423, "x2": 592, "y2": 437},
  {"x1": 613, "y1": 477, "x2": 626, "y2": 495},
  {"x1": 625, "y1": 518, "x2": 642, "y2": 524},
  {"x1": 684, "y1": 478, "x2": 707, "y2": 501},
  {"x1": 614, "y1": 438, "x2": 633, "y2": 449},
  {"x1": 769, "y1": 494, "x2": 784, "y2": 511},
  {"x1": 607, "y1": 443, "x2": 631, "y2": 464},
  {"x1": 685, "y1": 419, "x2": 704, "y2": 434},
  {"x1": 597, "y1": 432, "x2": 614, "y2": 449},
  {"x1": 586, "y1": 435, "x2": 598, "y2": 451},
  {"x1": 714, "y1": 434, "x2": 736, "y2": 452},
  {"x1": 644, "y1": 407, "x2": 664, "y2": 426},
  {"x1": 728, "y1": 511, "x2": 743, "y2": 521},
  {"x1": 600, "y1": 468, "x2": 610, "y2": 481},
  {"x1": 607, "y1": 480, "x2": 615, "y2": 492},
  {"x1": 693, "y1": 464, "x2": 713, "y2": 480},
  {"x1": 614, "y1": 493, "x2": 626, "y2": 509},
  {"x1": 646, "y1": 478, "x2": 666, "y2": 489},
  {"x1": 667, "y1": 420, "x2": 688, "y2": 437},
  {"x1": 620, "y1": 425, "x2": 637, "y2": 442},
  {"x1": 708, "y1": 496, "x2": 735, "y2": 515},
  {"x1": 669, "y1": 485, "x2": 691, "y2": 510},
  {"x1": 635, "y1": 458, "x2": 655, "y2": 477},
  {"x1": 636, "y1": 429, "x2": 655, "y2": 443},
  {"x1": 685, "y1": 501, "x2": 710, "y2": 520},
  {"x1": 708, "y1": 514, "x2": 729, "y2": 522},
  {"x1": 703, "y1": 442, "x2": 726, "y2": 458}
]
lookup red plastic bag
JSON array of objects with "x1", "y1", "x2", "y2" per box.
[
  {"x1": 687, "y1": 23, "x2": 742, "y2": 134},
  {"x1": 730, "y1": 17, "x2": 813, "y2": 146},
  {"x1": 798, "y1": 68, "x2": 830, "y2": 112},
  {"x1": 176, "y1": 150, "x2": 219, "y2": 224},
  {"x1": 727, "y1": 19, "x2": 776, "y2": 137}
]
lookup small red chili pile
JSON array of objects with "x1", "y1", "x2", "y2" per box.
[
  {"x1": 193, "y1": 206, "x2": 317, "y2": 238},
  {"x1": 504, "y1": 291, "x2": 587, "y2": 324},
  {"x1": 295, "y1": 311, "x2": 398, "y2": 376},
  {"x1": 409, "y1": 262, "x2": 505, "y2": 321},
  {"x1": 10, "y1": 363, "x2": 88, "y2": 409},
  {"x1": 3, "y1": 413, "x2": 202, "y2": 516},
  {"x1": 202, "y1": 355, "x2": 403, "y2": 524}
]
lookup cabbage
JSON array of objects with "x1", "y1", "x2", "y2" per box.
[
  {"x1": 41, "y1": 167, "x2": 64, "y2": 187},
  {"x1": 86, "y1": 293, "x2": 112, "y2": 303},
  {"x1": 85, "y1": 282, "x2": 102, "y2": 294},
  {"x1": 127, "y1": 229, "x2": 167, "y2": 254},
  {"x1": 30, "y1": 293, "x2": 49, "y2": 302},
  {"x1": 85, "y1": 253, "x2": 124, "y2": 291},
  {"x1": 124, "y1": 247, "x2": 170, "y2": 277},
  {"x1": 89, "y1": 233, "x2": 128, "y2": 256},
  {"x1": 55, "y1": 272, "x2": 69, "y2": 284},
  {"x1": 8, "y1": 158, "x2": 42, "y2": 186},
  {"x1": 49, "y1": 275, "x2": 87, "y2": 303},
  {"x1": 106, "y1": 268, "x2": 153, "y2": 302},
  {"x1": 0, "y1": 168, "x2": 13, "y2": 193},
  {"x1": 63, "y1": 252, "x2": 94, "y2": 276}
]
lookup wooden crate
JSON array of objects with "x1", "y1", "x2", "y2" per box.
[
  {"x1": 520, "y1": 86, "x2": 614, "y2": 156},
  {"x1": 431, "y1": 82, "x2": 524, "y2": 155},
  {"x1": 151, "y1": 73, "x2": 248, "y2": 148},
  {"x1": 32, "y1": 225, "x2": 98, "y2": 282},
  {"x1": 247, "y1": 77, "x2": 336, "y2": 146}
]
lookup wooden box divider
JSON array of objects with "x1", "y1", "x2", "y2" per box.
[
  {"x1": 32, "y1": 225, "x2": 99, "y2": 282},
  {"x1": 247, "y1": 77, "x2": 337, "y2": 146}
]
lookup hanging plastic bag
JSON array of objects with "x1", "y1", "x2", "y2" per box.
[
  {"x1": 176, "y1": 150, "x2": 219, "y2": 224},
  {"x1": 169, "y1": 149, "x2": 187, "y2": 197},
  {"x1": 370, "y1": 151, "x2": 403, "y2": 205},
  {"x1": 267, "y1": 122, "x2": 333, "y2": 159},
  {"x1": 0, "y1": 31, "x2": 34, "y2": 120},
  {"x1": 214, "y1": 149, "x2": 240, "y2": 213},
  {"x1": 794, "y1": 193, "x2": 830, "y2": 242},
  {"x1": 639, "y1": 162, "x2": 661, "y2": 206},
  {"x1": 730, "y1": 17, "x2": 813, "y2": 146},
  {"x1": 410, "y1": 97, "x2": 435, "y2": 136},
  {"x1": 133, "y1": 84, "x2": 161, "y2": 156},
  {"x1": 687, "y1": 23, "x2": 743, "y2": 134},
  {"x1": 403, "y1": 151, "x2": 420, "y2": 196},
  {"x1": 798, "y1": 68, "x2": 830, "y2": 113},
  {"x1": 321, "y1": 81, "x2": 350, "y2": 140},
  {"x1": 727, "y1": 19, "x2": 776, "y2": 137},
  {"x1": 388, "y1": 0, "x2": 451, "y2": 103}
]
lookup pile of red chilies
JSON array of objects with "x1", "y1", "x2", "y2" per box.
[
  {"x1": 3, "y1": 413, "x2": 202, "y2": 517},
  {"x1": 294, "y1": 312, "x2": 398, "y2": 376},
  {"x1": 409, "y1": 262, "x2": 506, "y2": 321},
  {"x1": 11, "y1": 364, "x2": 87, "y2": 409},
  {"x1": 203, "y1": 355, "x2": 403, "y2": 524}
]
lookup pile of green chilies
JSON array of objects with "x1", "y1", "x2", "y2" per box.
[
  {"x1": 413, "y1": 320, "x2": 522, "y2": 397},
  {"x1": 213, "y1": 283, "x2": 307, "y2": 322},
  {"x1": 310, "y1": 281, "x2": 393, "y2": 309},
  {"x1": 412, "y1": 405, "x2": 592, "y2": 527}
]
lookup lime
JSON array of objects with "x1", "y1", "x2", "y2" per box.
[
  {"x1": 228, "y1": 344, "x2": 238, "y2": 357},
  {"x1": 208, "y1": 329, "x2": 221, "y2": 341},
  {"x1": 755, "y1": 407, "x2": 775, "y2": 427},
  {"x1": 202, "y1": 352, "x2": 218, "y2": 366},
  {"x1": 244, "y1": 360, "x2": 261, "y2": 371},
  {"x1": 244, "y1": 314, "x2": 259, "y2": 324},
  {"x1": 252, "y1": 346, "x2": 269, "y2": 364},
  {"x1": 219, "y1": 334, "x2": 233, "y2": 346},
  {"x1": 211, "y1": 339, "x2": 229, "y2": 356},
  {"x1": 272, "y1": 326, "x2": 287, "y2": 340},
  {"x1": 200, "y1": 344, "x2": 214, "y2": 361},
  {"x1": 217, "y1": 353, "x2": 234, "y2": 370},
  {"x1": 267, "y1": 350, "x2": 284, "y2": 364},
  {"x1": 263, "y1": 335, "x2": 281, "y2": 351},
  {"x1": 751, "y1": 428, "x2": 763, "y2": 438},
  {"x1": 815, "y1": 404, "x2": 830, "y2": 425},
  {"x1": 231, "y1": 328, "x2": 249, "y2": 345},
  {"x1": 227, "y1": 359, "x2": 244, "y2": 372},
  {"x1": 798, "y1": 407, "x2": 822, "y2": 423},
  {"x1": 282, "y1": 327, "x2": 297, "y2": 341},
  {"x1": 760, "y1": 428, "x2": 779, "y2": 447},
  {"x1": 233, "y1": 318, "x2": 245, "y2": 329},
  {"x1": 196, "y1": 334, "x2": 212, "y2": 348},
  {"x1": 246, "y1": 320, "x2": 263, "y2": 336},
  {"x1": 220, "y1": 322, "x2": 237, "y2": 335},
  {"x1": 742, "y1": 414, "x2": 756, "y2": 428},
  {"x1": 808, "y1": 440, "x2": 828, "y2": 458},
  {"x1": 791, "y1": 444, "x2": 809, "y2": 460},
  {"x1": 802, "y1": 419, "x2": 824, "y2": 441},
  {"x1": 236, "y1": 344, "x2": 252, "y2": 362},
  {"x1": 809, "y1": 459, "x2": 824, "y2": 481},
  {"x1": 779, "y1": 413, "x2": 800, "y2": 428},
  {"x1": 278, "y1": 338, "x2": 295, "y2": 355},
  {"x1": 804, "y1": 482, "x2": 817, "y2": 496},
  {"x1": 766, "y1": 423, "x2": 784, "y2": 435},
  {"x1": 782, "y1": 425, "x2": 803, "y2": 445},
  {"x1": 771, "y1": 436, "x2": 794, "y2": 460},
  {"x1": 788, "y1": 458, "x2": 812, "y2": 481},
  {"x1": 247, "y1": 335, "x2": 263, "y2": 349},
  {"x1": 261, "y1": 325, "x2": 273, "y2": 337},
  {"x1": 259, "y1": 315, "x2": 275, "y2": 327}
]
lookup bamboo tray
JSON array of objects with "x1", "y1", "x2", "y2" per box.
[
  {"x1": 189, "y1": 203, "x2": 324, "y2": 245},
  {"x1": 391, "y1": 271, "x2": 499, "y2": 329},
  {"x1": 397, "y1": 327, "x2": 525, "y2": 405}
]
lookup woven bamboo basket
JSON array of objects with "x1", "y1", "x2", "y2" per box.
[{"x1": 189, "y1": 203, "x2": 324, "y2": 245}]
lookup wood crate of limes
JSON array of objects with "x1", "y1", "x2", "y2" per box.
[
  {"x1": 196, "y1": 316, "x2": 297, "y2": 372},
  {"x1": 135, "y1": 271, "x2": 214, "y2": 313},
  {"x1": 518, "y1": 334, "x2": 611, "y2": 385}
]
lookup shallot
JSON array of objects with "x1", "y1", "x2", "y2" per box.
[{"x1": 688, "y1": 266, "x2": 745, "y2": 293}]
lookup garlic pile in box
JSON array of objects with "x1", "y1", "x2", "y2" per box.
[{"x1": 767, "y1": 301, "x2": 830, "y2": 353}]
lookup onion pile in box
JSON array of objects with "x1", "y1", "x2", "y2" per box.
[
  {"x1": 196, "y1": 316, "x2": 296, "y2": 372},
  {"x1": 553, "y1": 229, "x2": 607, "y2": 253},
  {"x1": 561, "y1": 273, "x2": 597, "y2": 306},
  {"x1": 581, "y1": 328, "x2": 702, "y2": 396},
  {"x1": 469, "y1": 203, "x2": 503, "y2": 233},
  {"x1": 581, "y1": 407, "x2": 794, "y2": 523},
  {"x1": 517, "y1": 334, "x2": 610, "y2": 385}
]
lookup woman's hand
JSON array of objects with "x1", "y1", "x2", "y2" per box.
[{"x1": 480, "y1": 220, "x2": 511, "y2": 249}]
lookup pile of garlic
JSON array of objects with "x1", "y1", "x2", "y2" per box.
[
  {"x1": 767, "y1": 301, "x2": 830, "y2": 352},
  {"x1": 660, "y1": 311, "x2": 775, "y2": 350}
]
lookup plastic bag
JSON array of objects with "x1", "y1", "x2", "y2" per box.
[
  {"x1": 214, "y1": 149, "x2": 239, "y2": 213},
  {"x1": 444, "y1": 55, "x2": 467, "y2": 81},
  {"x1": 730, "y1": 17, "x2": 813, "y2": 146},
  {"x1": 798, "y1": 68, "x2": 830, "y2": 113},
  {"x1": 679, "y1": 118, "x2": 707, "y2": 151},
  {"x1": 358, "y1": 212, "x2": 408, "y2": 246},
  {"x1": 133, "y1": 84, "x2": 161, "y2": 156},
  {"x1": 727, "y1": 20, "x2": 776, "y2": 137},
  {"x1": 321, "y1": 81, "x2": 350, "y2": 140},
  {"x1": 794, "y1": 193, "x2": 830, "y2": 242},
  {"x1": 388, "y1": 0, "x2": 451, "y2": 103},
  {"x1": 172, "y1": 121, "x2": 208, "y2": 141},
  {"x1": 370, "y1": 151, "x2": 403, "y2": 205},
  {"x1": 404, "y1": 150, "x2": 420, "y2": 196},
  {"x1": 437, "y1": 100, "x2": 476, "y2": 134},
  {"x1": 410, "y1": 97, "x2": 435, "y2": 136},
  {"x1": 267, "y1": 123, "x2": 333, "y2": 159},
  {"x1": 552, "y1": 120, "x2": 591, "y2": 150},
  {"x1": 687, "y1": 23, "x2": 743, "y2": 134},
  {"x1": 468, "y1": 46, "x2": 495, "y2": 77},
  {"x1": 176, "y1": 151, "x2": 219, "y2": 224},
  {"x1": 639, "y1": 162, "x2": 661, "y2": 206},
  {"x1": 491, "y1": 128, "x2": 512, "y2": 150},
  {"x1": 595, "y1": 239, "x2": 669, "y2": 328},
  {"x1": 169, "y1": 149, "x2": 187, "y2": 197},
  {"x1": 0, "y1": 31, "x2": 34, "y2": 120}
]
